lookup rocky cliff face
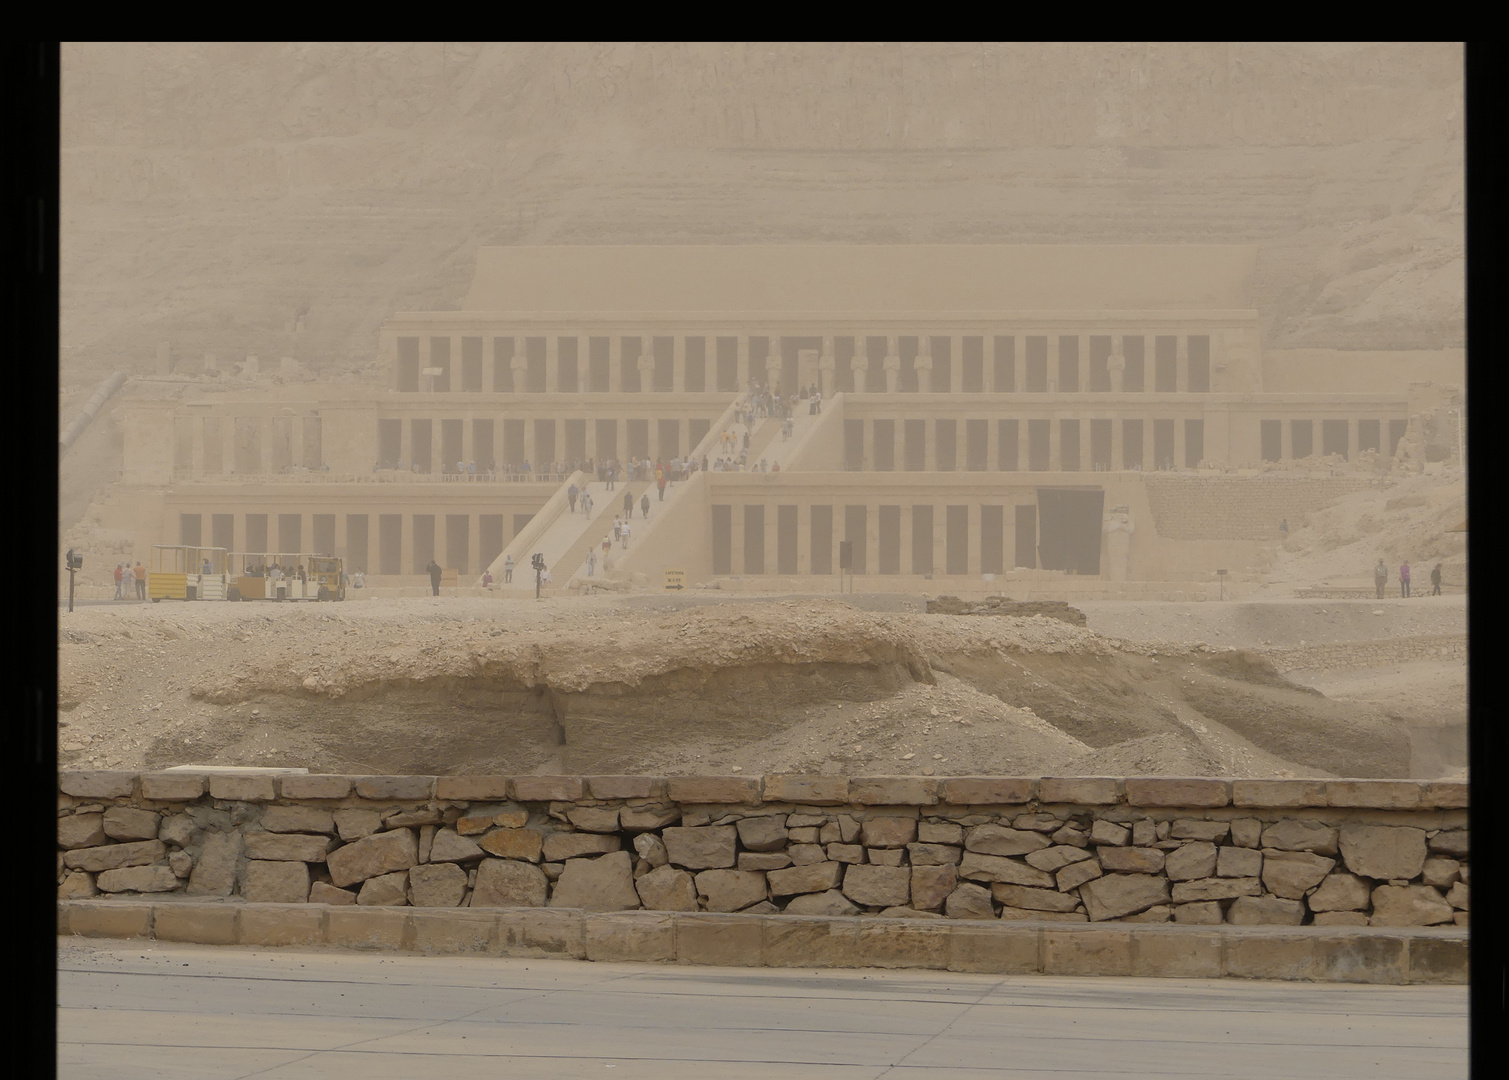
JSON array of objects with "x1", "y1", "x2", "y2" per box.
[{"x1": 60, "y1": 42, "x2": 1463, "y2": 381}]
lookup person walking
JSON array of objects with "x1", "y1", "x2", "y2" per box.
[
  {"x1": 657, "y1": 472, "x2": 667, "y2": 501},
  {"x1": 623, "y1": 488, "x2": 633, "y2": 515},
  {"x1": 621, "y1": 520, "x2": 631, "y2": 549},
  {"x1": 641, "y1": 492, "x2": 651, "y2": 519},
  {"x1": 1399, "y1": 560, "x2": 1411, "y2": 599},
  {"x1": 1374, "y1": 558, "x2": 1389, "y2": 600},
  {"x1": 427, "y1": 559, "x2": 442, "y2": 596},
  {"x1": 132, "y1": 561, "x2": 147, "y2": 601},
  {"x1": 1431, "y1": 563, "x2": 1443, "y2": 595},
  {"x1": 567, "y1": 482, "x2": 579, "y2": 513},
  {"x1": 113, "y1": 562, "x2": 124, "y2": 600},
  {"x1": 587, "y1": 549, "x2": 596, "y2": 577},
  {"x1": 503, "y1": 554, "x2": 514, "y2": 583}
]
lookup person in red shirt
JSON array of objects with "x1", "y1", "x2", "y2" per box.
[{"x1": 113, "y1": 563, "x2": 124, "y2": 600}]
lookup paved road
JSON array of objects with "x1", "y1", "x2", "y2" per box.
[{"x1": 58, "y1": 939, "x2": 1467, "y2": 1079}]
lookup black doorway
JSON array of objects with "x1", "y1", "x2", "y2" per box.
[{"x1": 1037, "y1": 488, "x2": 1105, "y2": 575}]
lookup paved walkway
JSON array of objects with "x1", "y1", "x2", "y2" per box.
[{"x1": 58, "y1": 940, "x2": 1466, "y2": 1079}]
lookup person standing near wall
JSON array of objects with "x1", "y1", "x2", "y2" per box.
[
  {"x1": 503, "y1": 554, "x2": 514, "y2": 583},
  {"x1": 623, "y1": 488, "x2": 633, "y2": 516},
  {"x1": 641, "y1": 492, "x2": 651, "y2": 519},
  {"x1": 427, "y1": 559, "x2": 442, "y2": 596},
  {"x1": 1431, "y1": 563, "x2": 1443, "y2": 595},
  {"x1": 1399, "y1": 560, "x2": 1411, "y2": 599},
  {"x1": 132, "y1": 561, "x2": 146, "y2": 601},
  {"x1": 1374, "y1": 558, "x2": 1389, "y2": 600},
  {"x1": 113, "y1": 562, "x2": 124, "y2": 600}
]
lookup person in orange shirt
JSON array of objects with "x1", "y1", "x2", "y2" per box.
[{"x1": 132, "y1": 561, "x2": 147, "y2": 600}]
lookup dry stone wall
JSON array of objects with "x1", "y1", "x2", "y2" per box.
[{"x1": 57, "y1": 772, "x2": 1468, "y2": 931}]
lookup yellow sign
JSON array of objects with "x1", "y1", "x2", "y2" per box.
[{"x1": 663, "y1": 568, "x2": 686, "y2": 591}]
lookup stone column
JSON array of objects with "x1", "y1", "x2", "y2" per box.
[
  {"x1": 737, "y1": 336, "x2": 750, "y2": 391},
  {"x1": 191, "y1": 418, "x2": 206, "y2": 479},
  {"x1": 400, "y1": 418, "x2": 413, "y2": 467},
  {"x1": 335, "y1": 514, "x2": 348, "y2": 559},
  {"x1": 1079, "y1": 418, "x2": 1092, "y2": 473},
  {"x1": 469, "y1": 515, "x2": 482, "y2": 577},
  {"x1": 577, "y1": 335, "x2": 589, "y2": 394},
  {"x1": 404, "y1": 514, "x2": 417, "y2": 577},
  {"x1": 1111, "y1": 419, "x2": 1124, "y2": 471},
  {"x1": 637, "y1": 347, "x2": 655, "y2": 393},
  {"x1": 1018, "y1": 420, "x2": 1030, "y2": 472},
  {"x1": 673, "y1": 336, "x2": 686, "y2": 392},
  {"x1": 1347, "y1": 419, "x2": 1359, "y2": 461},
  {"x1": 1047, "y1": 417, "x2": 1061, "y2": 472},
  {"x1": 796, "y1": 503, "x2": 812, "y2": 575},
  {"x1": 1281, "y1": 420, "x2": 1294, "y2": 463},
  {"x1": 883, "y1": 337, "x2": 901, "y2": 394},
  {"x1": 764, "y1": 501, "x2": 777, "y2": 576},
  {"x1": 419, "y1": 337, "x2": 432, "y2": 391},
  {"x1": 967, "y1": 503, "x2": 982, "y2": 577},
  {"x1": 923, "y1": 420, "x2": 937, "y2": 470},
  {"x1": 585, "y1": 416, "x2": 598, "y2": 463},
  {"x1": 932, "y1": 503, "x2": 946, "y2": 578},
  {"x1": 488, "y1": 336, "x2": 502, "y2": 391},
  {"x1": 1176, "y1": 336, "x2": 1189, "y2": 393},
  {"x1": 608, "y1": 336, "x2": 623, "y2": 393},
  {"x1": 850, "y1": 345, "x2": 868, "y2": 394},
  {"x1": 951, "y1": 334, "x2": 964, "y2": 393},
  {"x1": 1109, "y1": 337, "x2": 1126, "y2": 393},
  {"x1": 730, "y1": 505, "x2": 746, "y2": 573},
  {"x1": 649, "y1": 418, "x2": 660, "y2": 463},
  {"x1": 545, "y1": 336, "x2": 559, "y2": 393},
  {"x1": 431, "y1": 418, "x2": 443, "y2": 474},
  {"x1": 1046, "y1": 336, "x2": 1059, "y2": 394},
  {"x1": 899, "y1": 506, "x2": 913, "y2": 577},
  {"x1": 220, "y1": 416, "x2": 235, "y2": 476},
  {"x1": 462, "y1": 416, "x2": 474, "y2": 467},
  {"x1": 819, "y1": 337, "x2": 836, "y2": 398},
  {"x1": 510, "y1": 337, "x2": 528, "y2": 395},
  {"x1": 259, "y1": 417, "x2": 274, "y2": 473},
  {"x1": 861, "y1": 418, "x2": 874, "y2": 470},
  {"x1": 1078, "y1": 334, "x2": 1090, "y2": 394},
  {"x1": 865, "y1": 500, "x2": 881, "y2": 579},
  {"x1": 290, "y1": 417, "x2": 304, "y2": 469},
  {"x1": 1174, "y1": 418, "x2": 1187, "y2": 470},
  {"x1": 915, "y1": 339, "x2": 933, "y2": 393},
  {"x1": 984, "y1": 334, "x2": 997, "y2": 393},
  {"x1": 617, "y1": 419, "x2": 628, "y2": 468},
  {"x1": 986, "y1": 416, "x2": 1000, "y2": 469}
]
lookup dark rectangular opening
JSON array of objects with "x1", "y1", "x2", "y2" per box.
[
  {"x1": 777, "y1": 505, "x2": 798, "y2": 574},
  {"x1": 534, "y1": 419, "x2": 556, "y2": 468},
  {"x1": 1061, "y1": 419, "x2": 1081, "y2": 472},
  {"x1": 397, "y1": 337, "x2": 420, "y2": 392},
  {"x1": 621, "y1": 336, "x2": 641, "y2": 393},
  {"x1": 1187, "y1": 336, "x2": 1210, "y2": 392},
  {"x1": 715, "y1": 337, "x2": 738, "y2": 393},
  {"x1": 946, "y1": 505, "x2": 968, "y2": 575},
  {"x1": 378, "y1": 514, "x2": 401, "y2": 575},
  {"x1": 981, "y1": 505, "x2": 1004, "y2": 575},
  {"x1": 512, "y1": 513, "x2": 533, "y2": 543},
  {"x1": 878, "y1": 506, "x2": 901, "y2": 575},
  {"x1": 1058, "y1": 336, "x2": 1079, "y2": 392},
  {"x1": 461, "y1": 336, "x2": 483, "y2": 391},
  {"x1": 1292, "y1": 420, "x2": 1314, "y2": 460},
  {"x1": 810, "y1": 505, "x2": 833, "y2": 575},
  {"x1": 873, "y1": 420, "x2": 896, "y2": 471},
  {"x1": 212, "y1": 513, "x2": 234, "y2": 553},
  {"x1": 685, "y1": 337, "x2": 706, "y2": 393},
  {"x1": 1028, "y1": 419, "x2": 1050, "y2": 471},
  {"x1": 525, "y1": 337, "x2": 547, "y2": 393},
  {"x1": 1359, "y1": 419, "x2": 1381, "y2": 454},
  {"x1": 689, "y1": 418, "x2": 711, "y2": 455},
  {"x1": 1123, "y1": 336, "x2": 1145, "y2": 392},
  {"x1": 278, "y1": 513, "x2": 301, "y2": 554},
  {"x1": 653, "y1": 336, "x2": 674, "y2": 392},
  {"x1": 1154, "y1": 336, "x2": 1177, "y2": 392},
  {"x1": 346, "y1": 514, "x2": 368, "y2": 575},
  {"x1": 595, "y1": 419, "x2": 618, "y2": 463},
  {"x1": 558, "y1": 336, "x2": 579, "y2": 393},
  {"x1": 1153, "y1": 419, "x2": 1175, "y2": 470},
  {"x1": 743, "y1": 505, "x2": 765, "y2": 574},
  {"x1": 929, "y1": 336, "x2": 952, "y2": 393},
  {"x1": 377, "y1": 419, "x2": 401, "y2": 468},
  {"x1": 474, "y1": 419, "x2": 495, "y2": 471},
  {"x1": 245, "y1": 513, "x2": 268, "y2": 555},
  {"x1": 504, "y1": 419, "x2": 526, "y2": 466},
  {"x1": 1387, "y1": 419, "x2": 1408, "y2": 457},
  {"x1": 1089, "y1": 336, "x2": 1112, "y2": 392},
  {"x1": 658, "y1": 418, "x2": 680, "y2": 460},
  {"x1": 1025, "y1": 336, "x2": 1048, "y2": 392},
  {"x1": 912, "y1": 505, "x2": 933, "y2": 575},
  {"x1": 712, "y1": 505, "x2": 732, "y2": 575},
  {"x1": 493, "y1": 337, "x2": 515, "y2": 392},
  {"x1": 313, "y1": 514, "x2": 335, "y2": 557},
  {"x1": 589, "y1": 337, "x2": 610, "y2": 393},
  {"x1": 1037, "y1": 488, "x2": 1104, "y2": 575},
  {"x1": 179, "y1": 513, "x2": 201, "y2": 546},
  {"x1": 1091, "y1": 419, "x2": 1112, "y2": 470},
  {"x1": 1261, "y1": 419, "x2": 1282, "y2": 462},
  {"x1": 1013, "y1": 504, "x2": 1037, "y2": 569},
  {"x1": 936, "y1": 420, "x2": 958, "y2": 471},
  {"x1": 1185, "y1": 419, "x2": 1204, "y2": 467},
  {"x1": 962, "y1": 336, "x2": 984, "y2": 393},
  {"x1": 1123, "y1": 419, "x2": 1145, "y2": 470},
  {"x1": 441, "y1": 419, "x2": 463, "y2": 472},
  {"x1": 844, "y1": 505, "x2": 868, "y2": 574},
  {"x1": 412, "y1": 420, "x2": 433, "y2": 472},
  {"x1": 446, "y1": 514, "x2": 469, "y2": 573},
  {"x1": 627, "y1": 419, "x2": 649, "y2": 461},
  {"x1": 999, "y1": 420, "x2": 1019, "y2": 471},
  {"x1": 430, "y1": 337, "x2": 451, "y2": 392},
  {"x1": 411, "y1": 515, "x2": 434, "y2": 575},
  {"x1": 1322, "y1": 419, "x2": 1349, "y2": 458},
  {"x1": 965, "y1": 419, "x2": 988, "y2": 471},
  {"x1": 993, "y1": 336, "x2": 1016, "y2": 392},
  {"x1": 844, "y1": 419, "x2": 864, "y2": 471},
  {"x1": 904, "y1": 419, "x2": 927, "y2": 470},
  {"x1": 479, "y1": 515, "x2": 504, "y2": 573},
  {"x1": 564, "y1": 419, "x2": 587, "y2": 464}
]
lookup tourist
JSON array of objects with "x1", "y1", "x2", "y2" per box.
[
  {"x1": 503, "y1": 554, "x2": 514, "y2": 583},
  {"x1": 113, "y1": 562, "x2": 124, "y2": 600},
  {"x1": 586, "y1": 549, "x2": 596, "y2": 577},
  {"x1": 581, "y1": 491, "x2": 593, "y2": 516},
  {"x1": 1374, "y1": 558, "x2": 1388, "y2": 600},
  {"x1": 427, "y1": 559, "x2": 442, "y2": 596},
  {"x1": 623, "y1": 488, "x2": 633, "y2": 515},
  {"x1": 657, "y1": 472, "x2": 667, "y2": 501},
  {"x1": 1431, "y1": 563, "x2": 1443, "y2": 595},
  {"x1": 621, "y1": 520, "x2": 631, "y2": 549},
  {"x1": 482, "y1": 569, "x2": 493, "y2": 589},
  {"x1": 1399, "y1": 560, "x2": 1411, "y2": 599},
  {"x1": 567, "y1": 482, "x2": 579, "y2": 512},
  {"x1": 641, "y1": 492, "x2": 651, "y2": 519},
  {"x1": 352, "y1": 569, "x2": 365, "y2": 589},
  {"x1": 613, "y1": 517, "x2": 623, "y2": 545},
  {"x1": 132, "y1": 561, "x2": 146, "y2": 600}
]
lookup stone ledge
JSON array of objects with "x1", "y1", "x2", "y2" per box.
[{"x1": 56, "y1": 901, "x2": 1467, "y2": 984}]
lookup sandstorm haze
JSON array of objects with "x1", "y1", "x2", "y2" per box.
[{"x1": 60, "y1": 40, "x2": 1462, "y2": 392}]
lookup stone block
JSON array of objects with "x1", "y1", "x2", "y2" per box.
[
  {"x1": 824, "y1": 845, "x2": 864, "y2": 865},
  {"x1": 261, "y1": 806, "x2": 335, "y2": 835},
  {"x1": 1122, "y1": 905, "x2": 1172, "y2": 923},
  {"x1": 479, "y1": 828, "x2": 543, "y2": 862},
  {"x1": 1165, "y1": 842, "x2": 1219, "y2": 882},
  {"x1": 1038, "y1": 777, "x2": 1118, "y2": 805},
  {"x1": 1098, "y1": 847, "x2": 1165, "y2": 874},
  {"x1": 435, "y1": 775, "x2": 511, "y2": 801},
  {"x1": 1421, "y1": 781, "x2": 1469, "y2": 810},
  {"x1": 862, "y1": 817, "x2": 918, "y2": 849},
  {"x1": 867, "y1": 848, "x2": 904, "y2": 867},
  {"x1": 470, "y1": 858, "x2": 548, "y2": 907},
  {"x1": 208, "y1": 775, "x2": 277, "y2": 802},
  {"x1": 674, "y1": 913, "x2": 763, "y2": 966},
  {"x1": 238, "y1": 904, "x2": 325, "y2": 947},
  {"x1": 1124, "y1": 778, "x2": 1228, "y2": 808},
  {"x1": 665, "y1": 776, "x2": 759, "y2": 804},
  {"x1": 910, "y1": 864, "x2": 958, "y2": 911},
  {"x1": 907, "y1": 842, "x2": 962, "y2": 867},
  {"x1": 1338, "y1": 825, "x2": 1428, "y2": 881},
  {"x1": 991, "y1": 883, "x2": 1081, "y2": 912},
  {"x1": 1230, "y1": 779, "x2": 1327, "y2": 807},
  {"x1": 1429, "y1": 829, "x2": 1468, "y2": 857},
  {"x1": 159, "y1": 814, "x2": 195, "y2": 848},
  {"x1": 1224, "y1": 931, "x2": 1404, "y2": 984},
  {"x1": 409, "y1": 910, "x2": 497, "y2": 954},
  {"x1": 1052, "y1": 825, "x2": 1088, "y2": 848},
  {"x1": 566, "y1": 806, "x2": 621, "y2": 833},
  {"x1": 786, "y1": 826, "x2": 821, "y2": 844},
  {"x1": 635, "y1": 865, "x2": 699, "y2": 911},
  {"x1": 1216, "y1": 846, "x2": 1263, "y2": 878},
  {"x1": 139, "y1": 774, "x2": 206, "y2": 801},
  {"x1": 842, "y1": 864, "x2": 912, "y2": 907},
  {"x1": 1261, "y1": 850, "x2": 1335, "y2": 899},
  {"x1": 1169, "y1": 820, "x2": 1230, "y2": 842},
  {"x1": 58, "y1": 813, "x2": 107, "y2": 850},
  {"x1": 918, "y1": 821, "x2": 965, "y2": 845},
  {"x1": 736, "y1": 850, "x2": 793, "y2": 873},
  {"x1": 1421, "y1": 858, "x2": 1461, "y2": 888},
  {"x1": 662, "y1": 826, "x2": 737, "y2": 869},
  {"x1": 326, "y1": 907, "x2": 408, "y2": 950},
  {"x1": 333, "y1": 809, "x2": 383, "y2": 841},
  {"x1": 1131, "y1": 820, "x2": 1157, "y2": 847},
  {"x1": 692, "y1": 867, "x2": 770, "y2": 913},
  {"x1": 60, "y1": 771, "x2": 135, "y2": 799},
  {"x1": 1170, "y1": 876, "x2": 1261, "y2": 903},
  {"x1": 947, "y1": 923, "x2": 1040, "y2": 974},
  {"x1": 354, "y1": 775, "x2": 434, "y2": 800},
  {"x1": 1055, "y1": 859, "x2": 1103, "y2": 892},
  {"x1": 550, "y1": 850, "x2": 640, "y2": 911},
  {"x1": 762, "y1": 775, "x2": 848, "y2": 804},
  {"x1": 1407, "y1": 935, "x2": 1470, "y2": 984},
  {"x1": 856, "y1": 920, "x2": 950, "y2": 968},
  {"x1": 1014, "y1": 813, "x2": 1064, "y2": 833},
  {"x1": 58, "y1": 872, "x2": 97, "y2": 899},
  {"x1": 1129, "y1": 928, "x2": 1223, "y2": 977},
  {"x1": 584, "y1": 912, "x2": 675, "y2": 962},
  {"x1": 763, "y1": 915, "x2": 862, "y2": 967},
  {"x1": 67, "y1": 901, "x2": 152, "y2": 938},
  {"x1": 1043, "y1": 927, "x2": 1132, "y2": 976},
  {"x1": 1261, "y1": 820, "x2": 1338, "y2": 855},
  {"x1": 1088, "y1": 820, "x2": 1130, "y2": 847},
  {"x1": 735, "y1": 816, "x2": 789, "y2": 852},
  {"x1": 958, "y1": 852, "x2": 1055, "y2": 888},
  {"x1": 96, "y1": 865, "x2": 179, "y2": 893},
  {"x1": 585, "y1": 776, "x2": 662, "y2": 800},
  {"x1": 358, "y1": 872, "x2": 410, "y2": 906},
  {"x1": 767, "y1": 861, "x2": 844, "y2": 896},
  {"x1": 244, "y1": 832, "x2": 331, "y2": 862},
  {"x1": 408, "y1": 863, "x2": 468, "y2": 907},
  {"x1": 384, "y1": 809, "x2": 442, "y2": 829},
  {"x1": 64, "y1": 839, "x2": 166, "y2": 873},
  {"x1": 242, "y1": 860, "x2": 311, "y2": 903},
  {"x1": 1446, "y1": 882, "x2": 1468, "y2": 910},
  {"x1": 940, "y1": 777, "x2": 1035, "y2": 805},
  {"x1": 275, "y1": 775, "x2": 350, "y2": 800},
  {"x1": 1312, "y1": 911, "x2": 1370, "y2": 926},
  {"x1": 326, "y1": 828, "x2": 418, "y2": 887},
  {"x1": 1227, "y1": 896, "x2": 1305, "y2": 925},
  {"x1": 848, "y1": 777, "x2": 938, "y2": 806},
  {"x1": 1024, "y1": 845, "x2": 1094, "y2": 874},
  {"x1": 998, "y1": 908, "x2": 1088, "y2": 922},
  {"x1": 169, "y1": 850, "x2": 193, "y2": 877},
  {"x1": 1326, "y1": 780, "x2": 1421, "y2": 809},
  {"x1": 540, "y1": 831, "x2": 621, "y2": 862},
  {"x1": 963, "y1": 823, "x2": 1048, "y2": 856},
  {"x1": 620, "y1": 806, "x2": 682, "y2": 831},
  {"x1": 310, "y1": 881, "x2": 357, "y2": 905},
  {"x1": 186, "y1": 832, "x2": 241, "y2": 896},
  {"x1": 1078, "y1": 874, "x2": 1170, "y2": 922},
  {"x1": 944, "y1": 883, "x2": 996, "y2": 919},
  {"x1": 155, "y1": 903, "x2": 237, "y2": 944},
  {"x1": 1172, "y1": 901, "x2": 1223, "y2": 925},
  {"x1": 427, "y1": 828, "x2": 486, "y2": 864},
  {"x1": 1369, "y1": 885, "x2": 1454, "y2": 926},
  {"x1": 783, "y1": 890, "x2": 860, "y2": 916},
  {"x1": 1230, "y1": 819, "x2": 1262, "y2": 848}
]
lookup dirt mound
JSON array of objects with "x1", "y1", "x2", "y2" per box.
[
  {"x1": 57, "y1": 596, "x2": 1416, "y2": 779},
  {"x1": 926, "y1": 596, "x2": 1086, "y2": 625}
]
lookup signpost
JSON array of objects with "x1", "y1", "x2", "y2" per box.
[{"x1": 663, "y1": 568, "x2": 686, "y2": 591}]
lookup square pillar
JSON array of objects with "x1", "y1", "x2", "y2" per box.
[
  {"x1": 1046, "y1": 336, "x2": 1059, "y2": 393},
  {"x1": 730, "y1": 505, "x2": 746, "y2": 571},
  {"x1": 764, "y1": 502, "x2": 777, "y2": 576},
  {"x1": 932, "y1": 503, "x2": 946, "y2": 577},
  {"x1": 1346, "y1": 419, "x2": 1360, "y2": 461},
  {"x1": 866, "y1": 501, "x2": 881, "y2": 578},
  {"x1": 220, "y1": 416, "x2": 235, "y2": 476},
  {"x1": 673, "y1": 336, "x2": 686, "y2": 392},
  {"x1": 1078, "y1": 334, "x2": 1090, "y2": 394},
  {"x1": 585, "y1": 416, "x2": 598, "y2": 462},
  {"x1": 1018, "y1": 419, "x2": 1031, "y2": 471},
  {"x1": 577, "y1": 335, "x2": 589, "y2": 394},
  {"x1": 1176, "y1": 336, "x2": 1189, "y2": 393},
  {"x1": 1111, "y1": 419, "x2": 1124, "y2": 471},
  {"x1": 335, "y1": 513, "x2": 348, "y2": 559},
  {"x1": 470, "y1": 515, "x2": 482, "y2": 578},
  {"x1": 950, "y1": 334, "x2": 964, "y2": 393},
  {"x1": 796, "y1": 503, "x2": 812, "y2": 574},
  {"x1": 400, "y1": 418, "x2": 413, "y2": 467},
  {"x1": 617, "y1": 419, "x2": 628, "y2": 467},
  {"x1": 1174, "y1": 417, "x2": 1187, "y2": 469},
  {"x1": 430, "y1": 418, "x2": 442, "y2": 474},
  {"x1": 1079, "y1": 418, "x2": 1093, "y2": 473},
  {"x1": 420, "y1": 337, "x2": 432, "y2": 391},
  {"x1": 649, "y1": 419, "x2": 660, "y2": 462},
  {"x1": 1281, "y1": 420, "x2": 1294, "y2": 462},
  {"x1": 737, "y1": 336, "x2": 750, "y2": 391},
  {"x1": 545, "y1": 336, "x2": 559, "y2": 393},
  {"x1": 966, "y1": 503, "x2": 982, "y2": 576},
  {"x1": 191, "y1": 419, "x2": 206, "y2": 479},
  {"x1": 488, "y1": 336, "x2": 502, "y2": 391},
  {"x1": 609, "y1": 336, "x2": 623, "y2": 393},
  {"x1": 899, "y1": 506, "x2": 913, "y2": 576},
  {"x1": 404, "y1": 514, "x2": 417, "y2": 576},
  {"x1": 461, "y1": 416, "x2": 474, "y2": 466},
  {"x1": 984, "y1": 333, "x2": 997, "y2": 393},
  {"x1": 290, "y1": 417, "x2": 304, "y2": 468},
  {"x1": 1047, "y1": 417, "x2": 1062, "y2": 471},
  {"x1": 986, "y1": 416, "x2": 999, "y2": 468},
  {"x1": 259, "y1": 417, "x2": 274, "y2": 473},
  {"x1": 923, "y1": 420, "x2": 937, "y2": 470},
  {"x1": 862, "y1": 419, "x2": 874, "y2": 471}
]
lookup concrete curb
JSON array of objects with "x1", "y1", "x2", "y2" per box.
[{"x1": 58, "y1": 900, "x2": 1467, "y2": 984}]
